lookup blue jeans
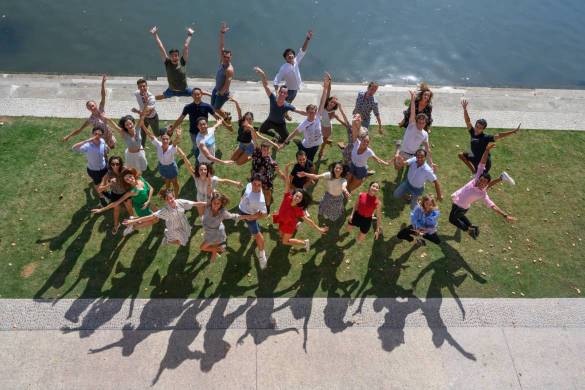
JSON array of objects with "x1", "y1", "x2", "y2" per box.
[
  {"x1": 163, "y1": 87, "x2": 193, "y2": 98},
  {"x1": 393, "y1": 179, "x2": 424, "y2": 209},
  {"x1": 285, "y1": 89, "x2": 298, "y2": 103},
  {"x1": 211, "y1": 88, "x2": 230, "y2": 109}
]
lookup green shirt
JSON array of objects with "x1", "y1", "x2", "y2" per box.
[
  {"x1": 131, "y1": 179, "x2": 152, "y2": 217},
  {"x1": 165, "y1": 57, "x2": 188, "y2": 91}
]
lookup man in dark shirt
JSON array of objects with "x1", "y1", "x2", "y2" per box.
[
  {"x1": 150, "y1": 26, "x2": 195, "y2": 100},
  {"x1": 171, "y1": 88, "x2": 221, "y2": 157},
  {"x1": 254, "y1": 66, "x2": 306, "y2": 143},
  {"x1": 290, "y1": 150, "x2": 315, "y2": 189},
  {"x1": 459, "y1": 99, "x2": 520, "y2": 174}
]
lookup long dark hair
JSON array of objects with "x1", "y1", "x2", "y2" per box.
[
  {"x1": 329, "y1": 161, "x2": 348, "y2": 179},
  {"x1": 292, "y1": 188, "x2": 312, "y2": 210}
]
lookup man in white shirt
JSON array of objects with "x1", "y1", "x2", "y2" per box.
[
  {"x1": 239, "y1": 175, "x2": 269, "y2": 269},
  {"x1": 132, "y1": 79, "x2": 159, "y2": 145},
  {"x1": 394, "y1": 90, "x2": 434, "y2": 173},
  {"x1": 393, "y1": 149, "x2": 443, "y2": 209},
  {"x1": 273, "y1": 30, "x2": 313, "y2": 120}
]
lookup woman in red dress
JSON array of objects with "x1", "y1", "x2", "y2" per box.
[
  {"x1": 347, "y1": 181, "x2": 383, "y2": 242},
  {"x1": 272, "y1": 163, "x2": 329, "y2": 251}
]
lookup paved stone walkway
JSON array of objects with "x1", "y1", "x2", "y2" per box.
[{"x1": 1, "y1": 73, "x2": 585, "y2": 130}]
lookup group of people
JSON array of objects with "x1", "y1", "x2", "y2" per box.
[{"x1": 64, "y1": 24, "x2": 520, "y2": 268}]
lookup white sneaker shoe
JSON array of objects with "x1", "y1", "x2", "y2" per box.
[
  {"x1": 500, "y1": 171, "x2": 516, "y2": 185},
  {"x1": 122, "y1": 225, "x2": 135, "y2": 237},
  {"x1": 258, "y1": 252, "x2": 267, "y2": 270},
  {"x1": 304, "y1": 239, "x2": 311, "y2": 252}
]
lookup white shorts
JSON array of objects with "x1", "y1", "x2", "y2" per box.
[{"x1": 125, "y1": 149, "x2": 148, "y2": 172}]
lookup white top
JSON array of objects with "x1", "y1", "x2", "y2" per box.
[
  {"x1": 401, "y1": 123, "x2": 429, "y2": 155},
  {"x1": 320, "y1": 110, "x2": 334, "y2": 127},
  {"x1": 297, "y1": 116, "x2": 323, "y2": 148},
  {"x1": 153, "y1": 199, "x2": 196, "y2": 245},
  {"x1": 194, "y1": 175, "x2": 218, "y2": 202},
  {"x1": 196, "y1": 128, "x2": 216, "y2": 164},
  {"x1": 151, "y1": 138, "x2": 176, "y2": 165},
  {"x1": 322, "y1": 172, "x2": 347, "y2": 197},
  {"x1": 406, "y1": 158, "x2": 437, "y2": 188},
  {"x1": 351, "y1": 139, "x2": 375, "y2": 167},
  {"x1": 273, "y1": 48, "x2": 306, "y2": 90},
  {"x1": 239, "y1": 183, "x2": 268, "y2": 215},
  {"x1": 134, "y1": 90, "x2": 157, "y2": 118}
]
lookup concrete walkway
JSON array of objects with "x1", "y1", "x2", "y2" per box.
[
  {"x1": 2, "y1": 73, "x2": 585, "y2": 389},
  {"x1": 2, "y1": 298, "x2": 585, "y2": 389},
  {"x1": 1, "y1": 73, "x2": 585, "y2": 130}
]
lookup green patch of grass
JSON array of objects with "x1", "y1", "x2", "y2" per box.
[{"x1": 0, "y1": 117, "x2": 583, "y2": 299}]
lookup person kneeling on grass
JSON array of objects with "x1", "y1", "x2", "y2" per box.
[
  {"x1": 272, "y1": 163, "x2": 329, "y2": 251},
  {"x1": 122, "y1": 190, "x2": 197, "y2": 246},
  {"x1": 449, "y1": 143, "x2": 516, "y2": 239},
  {"x1": 346, "y1": 181, "x2": 382, "y2": 242},
  {"x1": 198, "y1": 191, "x2": 257, "y2": 262},
  {"x1": 397, "y1": 194, "x2": 441, "y2": 246},
  {"x1": 91, "y1": 168, "x2": 158, "y2": 236}
]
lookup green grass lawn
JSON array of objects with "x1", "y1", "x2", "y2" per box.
[{"x1": 0, "y1": 117, "x2": 584, "y2": 299}]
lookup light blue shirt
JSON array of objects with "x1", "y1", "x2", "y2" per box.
[
  {"x1": 74, "y1": 139, "x2": 107, "y2": 171},
  {"x1": 406, "y1": 158, "x2": 436, "y2": 188},
  {"x1": 410, "y1": 205, "x2": 440, "y2": 234}
]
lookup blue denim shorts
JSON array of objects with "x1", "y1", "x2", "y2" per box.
[
  {"x1": 240, "y1": 211, "x2": 261, "y2": 235},
  {"x1": 158, "y1": 161, "x2": 179, "y2": 179},
  {"x1": 239, "y1": 142, "x2": 255, "y2": 156},
  {"x1": 349, "y1": 163, "x2": 368, "y2": 180},
  {"x1": 211, "y1": 88, "x2": 230, "y2": 109},
  {"x1": 163, "y1": 87, "x2": 193, "y2": 98}
]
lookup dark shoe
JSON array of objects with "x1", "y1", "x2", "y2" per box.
[
  {"x1": 99, "y1": 197, "x2": 108, "y2": 207},
  {"x1": 468, "y1": 226, "x2": 479, "y2": 240}
]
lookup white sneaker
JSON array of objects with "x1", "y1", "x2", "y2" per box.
[
  {"x1": 304, "y1": 239, "x2": 311, "y2": 252},
  {"x1": 258, "y1": 252, "x2": 267, "y2": 270},
  {"x1": 122, "y1": 225, "x2": 135, "y2": 237},
  {"x1": 500, "y1": 171, "x2": 516, "y2": 185}
]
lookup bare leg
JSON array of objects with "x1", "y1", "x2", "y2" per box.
[
  {"x1": 347, "y1": 176, "x2": 363, "y2": 193},
  {"x1": 281, "y1": 233, "x2": 305, "y2": 247},
  {"x1": 201, "y1": 242, "x2": 220, "y2": 262},
  {"x1": 134, "y1": 217, "x2": 158, "y2": 230},
  {"x1": 171, "y1": 178, "x2": 180, "y2": 197},
  {"x1": 486, "y1": 177, "x2": 502, "y2": 190},
  {"x1": 263, "y1": 188, "x2": 273, "y2": 209},
  {"x1": 357, "y1": 232, "x2": 367, "y2": 242},
  {"x1": 112, "y1": 205, "x2": 121, "y2": 234},
  {"x1": 255, "y1": 233, "x2": 265, "y2": 251},
  {"x1": 231, "y1": 148, "x2": 244, "y2": 161},
  {"x1": 458, "y1": 153, "x2": 476, "y2": 174},
  {"x1": 124, "y1": 200, "x2": 134, "y2": 217}
]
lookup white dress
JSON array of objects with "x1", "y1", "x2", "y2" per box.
[{"x1": 154, "y1": 199, "x2": 196, "y2": 245}]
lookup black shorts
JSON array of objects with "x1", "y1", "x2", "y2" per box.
[
  {"x1": 104, "y1": 191, "x2": 126, "y2": 202},
  {"x1": 349, "y1": 212, "x2": 372, "y2": 234},
  {"x1": 87, "y1": 167, "x2": 108, "y2": 185},
  {"x1": 258, "y1": 119, "x2": 288, "y2": 142},
  {"x1": 463, "y1": 152, "x2": 492, "y2": 173}
]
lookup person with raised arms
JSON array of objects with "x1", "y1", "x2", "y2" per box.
[
  {"x1": 122, "y1": 190, "x2": 197, "y2": 246},
  {"x1": 449, "y1": 143, "x2": 517, "y2": 240},
  {"x1": 228, "y1": 97, "x2": 280, "y2": 166},
  {"x1": 346, "y1": 124, "x2": 391, "y2": 192},
  {"x1": 132, "y1": 78, "x2": 159, "y2": 141},
  {"x1": 210, "y1": 22, "x2": 235, "y2": 131},
  {"x1": 254, "y1": 66, "x2": 307, "y2": 143},
  {"x1": 139, "y1": 114, "x2": 182, "y2": 197},
  {"x1": 239, "y1": 175, "x2": 269, "y2": 269},
  {"x1": 393, "y1": 90, "x2": 435, "y2": 173},
  {"x1": 194, "y1": 117, "x2": 234, "y2": 166},
  {"x1": 150, "y1": 26, "x2": 195, "y2": 100},
  {"x1": 272, "y1": 163, "x2": 329, "y2": 251},
  {"x1": 63, "y1": 75, "x2": 116, "y2": 148},
  {"x1": 459, "y1": 99, "x2": 519, "y2": 188},
  {"x1": 352, "y1": 81, "x2": 383, "y2": 134},
  {"x1": 280, "y1": 73, "x2": 331, "y2": 163},
  {"x1": 71, "y1": 127, "x2": 110, "y2": 207},
  {"x1": 317, "y1": 77, "x2": 345, "y2": 160},
  {"x1": 273, "y1": 30, "x2": 313, "y2": 120},
  {"x1": 102, "y1": 114, "x2": 147, "y2": 175}
]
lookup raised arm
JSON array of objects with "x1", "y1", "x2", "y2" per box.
[
  {"x1": 150, "y1": 26, "x2": 168, "y2": 61},
  {"x1": 251, "y1": 128, "x2": 280, "y2": 150},
  {"x1": 123, "y1": 213, "x2": 159, "y2": 227},
  {"x1": 183, "y1": 27, "x2": 195, "y2": 63},
  {"x1": 171, "y1": 126, "x2": 182, "y2": 146},
  {"x1": 495, "y1": 123, "x2": 520, "y2": 141},
  {"x1": 408, "y1": 90, "x2": 417, "y2": 125},
  {"x1": 300, "y1": 30, "x2": 313, "y2": 54},
  {"x1": 371, "y1": 153, "x2": 391, "y2": 166},
  {"x1": 318, "y1": 73, "x2": 331, "y2": 114},
  {"x1": 170, "y1": 113, "x2": 186, "y2": 133},
  {"x1": 254, "y1": 66, "x2": 272, "y2": 97},
  {"x1": 63, "y1": 120, "x2": 89, "y2": 142},
  {"x1": 422, "y1": 140, "x2": 435, "y2": 169},
  {"x1": 230, "y1": 97, "x2": 242, "y2": 121},
  {"x1": 104, "y1": 116, "x2": 125, "y2": 136},
  {"x1": 461, "y1": 99, "x2": 473, "y2": 129},
  {"x1": 215, "y1": 177, "x2": 242, "y2": 188},
  {"x1": 176, "y1": 146, "x2": 195, "y2": 176},
  {"x1": 71, "y1": 135, "x2": 96, "y2": 151},
  {"x1": 99, "y1": 75, "x2": 107, "y2": 111},
  {"x1": 295, "y1": 171, "x2": 324, "y2": 181},
  {"x1": 336, "y1": 103, "x2": 350, "y2": 128},
  {"x1": 282, "y1": 127, "x2": 300, "y2": 146},
  {"x1": 283, "y1": 162, "x2": 293, "y2": 193},
  {"x1": 433, "y1": 180, "x2": 443, "y2": 202},
  {"x1": 219, "y1": 22, "x2": 229, "y2": 60},
  {"x1": 480, "y1": 143, "x2": 496, "y2": 166},
  {"x1": 490, "y1": 204, "x2": 517, "y2": 223}
]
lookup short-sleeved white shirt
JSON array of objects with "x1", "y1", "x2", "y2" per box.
[
  {"x1": 406, "y1": 158, "x2": 436, "y2": 188},
  {"x1": 239, "y1": 183, "x2": 268, "y2": 214},
  {"x1": 297, "y1": 116, "x2": 323, "y2": 148},
  {"x1": 194, "y1": 175, "x2": 218, "y2": 202},
  {"x1": 401, "y1": 123, "x2": 429, "y2": 155},
  {"x1": 151, "y1": 138, "x2": 176, "y2": 165},
  {"x1": 351, "y1": 139, "x2": 375, "y2": 167},
  {"x1": 322, "y1": 172, "x2": 347, "y2": 196}
]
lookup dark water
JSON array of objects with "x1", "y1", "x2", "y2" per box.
[{"x1": 1, "y1": 0, "x2": 585, "y2": 88}]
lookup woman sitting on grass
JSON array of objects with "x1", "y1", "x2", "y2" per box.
[
  {"x1": 121, "y1": 189, "x2": 196, "y2": 246},
  {"x1": 346, "y1": 181, "x2": 382, "y2": 242},
  {"x1": 139, "y1": 114, "x2": 182, "y2": 197},
  {"x1": 176, "y1": 153, "x2": 242, "y2": 216},
  {"x1": 397, "y1": 194, "x2": 441, "y2": 246},
  {"x1": 295, "y1": 161, "x2": 350, "y2": 222},
  {"x1": 92, "y1": 167, "x2": 157, "y2": 236},
  {"x1": 228, "y1": 97, "x2": 280, "y2": 166},
  {"x1": 96, "y1": 156, "x2": 134, "y2": 234},
  {"x1": 272, "y1": 163, "x2": 329, "y2": 251}
]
